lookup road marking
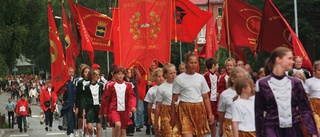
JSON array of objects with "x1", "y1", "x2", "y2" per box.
[
  {"x1": 46, "y1": 133, "x2": 66, "y2": 135},
  {"x1": 9, "y1": 134, "x2": 29, "y2": 137},
  {"x1": 31, "y1": 115, "x2": 39, "y2": 118}
]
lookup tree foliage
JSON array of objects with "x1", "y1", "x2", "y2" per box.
[{"x1": 0, "y1": 0, "x2": 319, "y2": 77}]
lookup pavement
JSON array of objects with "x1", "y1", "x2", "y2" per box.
[{"x1": 0, "y1": 92, "x2": 153, "y2": 137}]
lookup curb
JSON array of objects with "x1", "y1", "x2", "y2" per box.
[{"x1": 0, "y1": 128, "x2": 33, "y2": 137}]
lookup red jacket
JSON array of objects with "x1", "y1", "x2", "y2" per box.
[
  {"x1": 40, "y1": 86, "x2": 58, "y2": 112},
  {"x1": 16, "y1": 100, "x2": 29, "y2": 116},
  {"x1": 99, "y1": 81, "x2": 136, "y2": 115}
]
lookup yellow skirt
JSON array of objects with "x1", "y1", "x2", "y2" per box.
[
  {"x1": 177, "y1": 102, "x2": 210, "y2": 136},
  {"x1": 223, "y1": 118, "x2": 233, "y2": 137},
  {"x1": 151, "y1": 109, "x2": 161, "y2": 126},
  {"x1": 238, "y1": 131, "x2": 256, "y2": 137},
  {"x1": 159, "y1": 105, "x2": 181, "y2": 137},
  {"x1": 310, "y1": 98, "x2": 320, "y2": 128}
]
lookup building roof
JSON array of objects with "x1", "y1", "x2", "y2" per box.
[
  {"x1": 190, "y1": 0, "x2": 223, "y2": 5},
  {"x1": 16, "y1": 55, "x2": 33, "y2": 66}
]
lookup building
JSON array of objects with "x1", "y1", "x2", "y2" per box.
[{"x1": 190, "y1": 0, "x2": 223, "y2": 44}]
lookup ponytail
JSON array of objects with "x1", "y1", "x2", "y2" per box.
[{"x1": 264, "y1": 58, "x2": 273, "y2": 76}]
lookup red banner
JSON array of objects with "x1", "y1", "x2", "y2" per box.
[
  {"x1": 199, "y1": 4, "x2": 219, "y2": 59},
  {"x1": 258, "y1": 0, "x2": 312, "y2": 70},
  {"x1": 227, "y1": 0, "x2": 262, "y2": 48},
  {"x1": 62, "y1": 5, "x2": 79, "y2": 69},
  {"x1": 68, "y1": 0, "x2": 94, "y2": 64},
  {"x1": 48, "y1": 2, "x2": 68, "y2": 92},
  {"x1": 172, "y1": 0, "x2": 212, "y2": 42},
  {"x1": 119, "y1": 0, "x2": 172, "y2": 71},
  {"x1": 77, "y1": 4, "x2": 113, "y2": 52},
  {"x1": 112, "y1": 8, "x2": 120, "y2": 66}
]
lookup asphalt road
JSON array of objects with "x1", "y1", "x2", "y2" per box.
[{"x1": 0, "y1": 92, "x2": 153, "y2": 137}]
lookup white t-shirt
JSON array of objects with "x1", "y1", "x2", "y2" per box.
[
  {"x1": 305, "y1": 77, "x2": 320, "y2": 98},
  {"x1": 172, "y1": 73, "x2": 210, "y2": 103},
  {"x1": 231, "y1": 97, "x2": 255, "y2": 132},
  {"x1": 218, "y1": 88, "x2": 237, "y2": 119},
  {"x1": 144, "y1": 85, "x2": 158, "y2": 109},
  {"x1": 155, "y1": 82, "x2": 173, "y2": 106}
]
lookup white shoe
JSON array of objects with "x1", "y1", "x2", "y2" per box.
[
  {"x1": 74, "y1": 130, "x2": 79, "y2": 137},
  {"x1": 49, "y1": 127, "x2": 52, "y2": 131},
  {"x1": 69, "y1": 133, "x2": 75, "y2": 137}
]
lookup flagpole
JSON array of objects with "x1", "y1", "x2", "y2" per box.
[
  {"x1": 294, "y1": 0, "x2": 299, "y2": 37},
  {"x1": 107, "y1": 52, "x2": 110, "y2": 72},
  {"x1": 179, "y1": 41, "x2": 182, "y2": 62},
  {"x1": 225, "y1": 0, "x2": 231, "y2": 58}
]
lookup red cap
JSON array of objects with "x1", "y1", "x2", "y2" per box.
[{"x1": 91, "y1": 64, "x2": 100, "y2": 69}]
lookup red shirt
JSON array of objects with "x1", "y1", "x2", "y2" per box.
[{"x1": 15, "y1": 100, "x2": 29, "y2": 116}]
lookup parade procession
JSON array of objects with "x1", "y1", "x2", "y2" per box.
[{"x1": 1, "y1": 0, "x2": 320, "y2": 137}]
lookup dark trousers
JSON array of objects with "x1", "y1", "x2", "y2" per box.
[
  {"x1": 45, "y1": 109, "x2": 53, "y2": 127},
  {"x1": 8, "y1": 111, "x2": 14, "y2": 128},
  {"x1": 126, "y1": 113, "x2": 135, "y2": 133},
  {"x1": 143, "y1": 101, "x2": 150, "y2": 130},
  {"x1": 17, "y1": 116, "x2": 27, "y2": 129},
  {"x1": 66, "y1": 108, "x2": 75, "y2": 135}
]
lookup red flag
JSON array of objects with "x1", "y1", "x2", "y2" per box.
[
  {"x1": 257, "y1": 0, "x2": 312, "y2": 70},
  {"x1": 172, "y1": 0, "x2": 212, "y2": 42},
  {"x1": 194, "y1": 37, "x2": 200, "y2": 72},
  {"x1": 232, "y1": 45, "x2": 248, "y2": 64},
  {"x1": 118, "y1": 0, "x2": 172, "y2": 71},
  {"x1": 48, "y1": 2, "x2": 69, "y2": 92},
  {"x1": 199, "y1": 4, "x2": 219, "y2": 59},
  {"x1": 62, "y1": 4, "x2": 79, "y2": 69},
  {"x1": 227, "y1": 0, "x2": 262, "y2": 48},
  {"x1": 219, "y1": 5, "x2": 228, "y2": 49},
  {"x1": 112, "y1": 8, "x2": 120, "y2": 66},
  {"x1": 77, "y1": 4, "x2": 113, "y2": 52},
  {"x1": 68, "y1": 0, "x2": 94, "y2": 64}
]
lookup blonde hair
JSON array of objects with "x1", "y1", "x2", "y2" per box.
[
  {"x1": 292, "y1": 72, "x2": 306, "y2": 83},
  {"x1": 151, "y1": 68, "x2": 163, "y2": 81},
  {"x1": 163, "y1": 63, "x2": 176, "y2": 76},
  {"x1": 257, "y1": 68, "x2": 265, "y2": 76},
  {"x1": 225, "y1": 57, "x2": 236, "y2": 66},
  {"x1": 227, "y1": 67, "x2": 248, "y2": 88},
  {"x1": 234, "y1": 77, "x2": 254, "y2": 95}
]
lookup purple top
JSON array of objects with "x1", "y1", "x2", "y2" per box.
[{"x1": 255, "y1": 73, "x2": 317, "y2": 137}]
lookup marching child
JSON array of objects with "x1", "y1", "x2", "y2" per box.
[
  {"x1": 83, "y1": 69, "x2": 104, "y2": 137},
  {"x1": 203, "y1": 58, "x2": 220, "y2": 137},
  {"x1": 231, "y1": 77, "x2": 255, "y2": 137},
  {"x1": 305, "y1": 60, "x2": 320, "y2": 134},
  {"x1": 103, "y1": 67, "x2": 136, "y2": 137},
  {"x1": 218, "y1": 67, "x2": 248, "y2": 137},
  {"x1": 145, "y1": 68, "x2": 164, "y2": 135},
  {"x1": 75, "y1": 66, "x2": 91, "y2": 136},
  {"x1": 154, "y1": 64, "x2": 180, "y2": 137}
]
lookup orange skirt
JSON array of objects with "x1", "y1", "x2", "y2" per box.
[
  {"x1": 177, "y1": 102, "x2": 210, "y2": 136},
  {"x1": 223, "y1": 118, "x2": 233, "y2": 137},
  {"x1": 151, "y1": 109, "x2": 161, "y2": 126},
  {"x1": 238, "y1": 131, "x2": 256, "y2": 137},
  {"x1": 159, "y1": 105, "x2": 181, "y2": 137},
  {"x1": 310, "y1": 98, "x2": 320, "y2": 128}
]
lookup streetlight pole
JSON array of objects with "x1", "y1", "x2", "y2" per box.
[{"x1": 294, "y1": 0, "x2": 299, "y2": 37}]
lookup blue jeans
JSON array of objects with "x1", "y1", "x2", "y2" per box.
[
  {"x1": 134, "y1": 100, "x2": 144, "y2": 128},
  {"x1": 66, "y1": 108, "x2": 75, "y2": 135},
  {"x1": 17, "y1": 116, "x2": 27, "y2": 129}
]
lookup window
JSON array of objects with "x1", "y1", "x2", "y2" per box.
[{"x1": 218, "y1": 7, "x2": 223, "y2": 17}]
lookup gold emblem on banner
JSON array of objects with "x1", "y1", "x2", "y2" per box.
[
  {"x1": 129, "y1": 11, "x2": 161, "y2": 40},
  {"x1": 96, "y1": 21, "x2": 107, "y2": 38},
  {"x1": 130, "y1": 12, "x2": 141, "y2": 40}
]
